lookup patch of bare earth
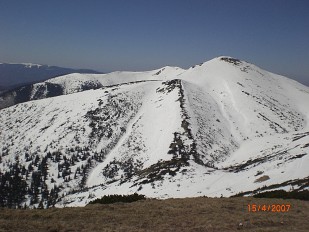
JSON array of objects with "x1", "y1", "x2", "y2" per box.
[{"x1": 0, "y1": 197, "x2": 308, "y2": 232}]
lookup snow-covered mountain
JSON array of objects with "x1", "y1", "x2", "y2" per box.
[
  {"x1": 0, "y1": 66, "x2": 183, "y2": 109},
  {"x1": 0, "y1": 57, "x2": 308, "y2": 208}
]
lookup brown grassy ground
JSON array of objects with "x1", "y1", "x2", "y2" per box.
[{"x1": 0, "y1": 197, "x2": 308, "y2": 232}]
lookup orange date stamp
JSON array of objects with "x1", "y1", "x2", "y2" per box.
[{"x1": 247, "y1": 204, "x2": 291, "y2": 212}]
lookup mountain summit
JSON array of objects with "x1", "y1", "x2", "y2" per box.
[{"x1": 0, "y1": 57, "x2": 308, "y2": 208}]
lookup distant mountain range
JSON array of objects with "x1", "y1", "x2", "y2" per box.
[
  {"x1": 0, "y1": 57, "x2": 308, "y2": 209},
  {"x1": 0, "y1": 63, "x2": 102, "y2": 89}
]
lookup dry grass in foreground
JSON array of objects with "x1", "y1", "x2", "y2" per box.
[{"x1": 0, "y1": 197, "x2": 308, "y2": 232}]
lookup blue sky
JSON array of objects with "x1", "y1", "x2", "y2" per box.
[{"x1": 0, "y1": 0, "x2": 308, "y2": 85}]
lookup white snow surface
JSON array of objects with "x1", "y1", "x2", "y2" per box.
[
  {"x1": 45, "y1": 66, "x2": 185, "y2": 94},
  {"x1": 0, "y1": 57, "x2": 308, "y2": 208}
]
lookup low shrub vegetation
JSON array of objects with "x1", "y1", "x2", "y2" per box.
[
  {"x1": 88, "y1": 193, "x2": 146, "y2": 205},
  {"x1": 253, "y1": 190, "x2": 309, "y2": 201}
]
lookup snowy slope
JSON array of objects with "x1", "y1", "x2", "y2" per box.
[
  {"x1": 0, "y1": 66, "x2": 184, "y2": 109},
  {"x1": 0, "y1": 57, "x2": 308, "y2": 208},
  {"x1": 47, "y1": 66, "x2": 184, "y2": 94}
]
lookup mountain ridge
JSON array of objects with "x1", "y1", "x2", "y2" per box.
[{"x1": 0, "y1": 57, "x2": 308, "y2": 208}]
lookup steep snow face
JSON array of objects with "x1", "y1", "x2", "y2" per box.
[
  {"x1": 86, "y1": 80, "x2": 185, "y2": 188},
  {"x1": 181, "y1": 57, "x2": 307, "y2": 139},
  {"x1": 182, "y1": 81, "x2": 238, "y2": 164},
  {"x1": 0, "y1": 57, "x2": 308, "y2": 208}
]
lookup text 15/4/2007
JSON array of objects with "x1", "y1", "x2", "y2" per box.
[{"x1": 247, "y1": 204, "x2": 291, "y2": 213}]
